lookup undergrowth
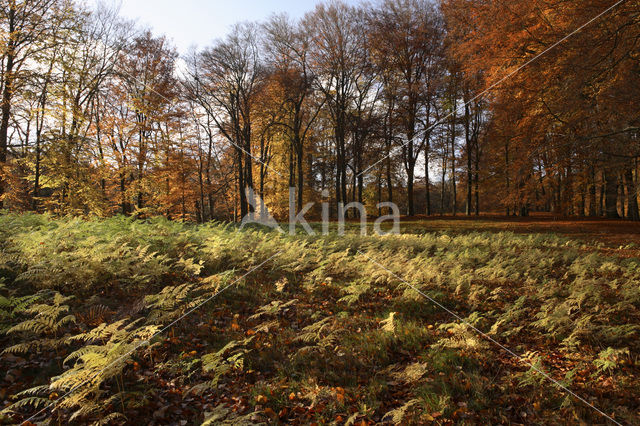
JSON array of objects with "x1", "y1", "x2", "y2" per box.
[{"x1": 0, "y1": 213, "x2": 638, "y2": 424}]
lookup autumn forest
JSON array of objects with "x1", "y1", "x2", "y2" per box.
[
  {"x1": 1, "y1": 0, "x2": 640, "y2": 425},
  {"x1": 1, "y1": 0, "x2": 637, "y2": 221}
]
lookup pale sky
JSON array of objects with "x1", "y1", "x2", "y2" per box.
[{"x1": 90, "y1": 0, "x2": 361, "y2": 54}]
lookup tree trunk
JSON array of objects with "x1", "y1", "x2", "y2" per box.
[
  {"x1": 598, "y1": 172, "x2": 605, "y2": 216},
  {"x1": 33, "y1": 125, "x2": 42, "y2": 210},
  {"x1": 588, "y1": 167, "x2": 597, "y2": 216},
  {"x1": 505, "y1": 140, "x2": 510, "y2": 216},
  {"x1": 604, "y1": 170, "x2": 620, "y2": 218},
  {"x1": 440, "y1": 154, "x2": 447, "y2": 216},
  {"x1": 386, "y1": 141, "x2": 393, "y2": 214},
  {"x1": 296, "y1": 141, "x2": 304, "y2": 213},
  {"x1": 474, "y1": 140, "x2": 480, "y2": 215},
  {"x1": 406, "y1": 132, "x2": 416, "y2": 216},
  {"x1": 407, "y1": 165, "x2": 414, "y2": 216},
  {"x1": 425, "y1": 142, "x2": 431, "y2": 216},
  {"x1": 244, "y1": 146, "x2": 254, "y2": 215},
  {"x1": 357, "y1": 168, "x2": 363, "y2": 205},
  {"x1": 340, "y1": 153, "x2": 347, "y2": 214},
  {"x1": 208, "y1": 192, "x2": 215, "y2": 220},
  {"x1": 288, "y1": 146, "x2": 295, "y2": 188},
  {"x1": 335, "y1": 150, "x2": 342, "y2": 218},
  {"x1": 0, "y1": 5, "x2": 16, "y2": 209},
  {"x1": 120, "y1": 173, "x2": 128, "y2": 215},
  {"x1": 377, "y1": 174, "x2": 382, "y2": 215},
  {"x1": 465, "y1": 104, "x2": 472, "y2": 215},
  {"x1": 625, "y1": 168, "x2": 639, "y2": 221},
  {"x1": 450, "y1": 134, "x2": 457, "y2": 216},
  {"x1": 237, "y1": 148, "x2": 247, "y2": 219},
  {"x1": 198, "y1": 162, "x2": 205, "y2": 222}
]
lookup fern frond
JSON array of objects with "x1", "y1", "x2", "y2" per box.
[
  {"x1": 4, "y1": 396, "x2": 53, "y2": 412},
  {"x1": 248, "y1": 299, "x2": 297, "y2": 321},
  {"x1": 381, "y1": 399, "x2": 421, "y2": 425},
  {"x1": 92, "y1": 412, "x2": 127, "y2": 426}
]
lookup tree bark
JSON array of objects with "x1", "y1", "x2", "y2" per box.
[
  {"x1": 474, "y1": 142, "x2": 480, "y2": 215},
  {"x1": 296, "y1": 140, "x2": 304, "y2": 213},
  {"x1": 588, "y1": 167, "x2": 597, "y2": 216},
  {"x1": 450, "y1": 129, "x2": 457, "y2": 216},
  {"x1": 0, "y1": 4, "x2": 16, "y2": 209},
  {"x1": 505, "y1": 140, "x2": 510, "y2": 216},
  {"x1": 407, "y1": 164, "x2": 414, "y2": 216},
  {"x1": 237, "y1": 148, "x2": 247, "y2": 219},
  {"x1": 465, "y1": 104, "x2": 472, "y2": 215},
  {"x1": 425, "y1": 141, "x2": 431, "y2": 216},
  {"x1": 386, "y1": 139, "x2": 393, "y2": 213},
  {"x1": 604, "y1": 170, "x2": 620, "y2": 218},
  {"x1": 625, "y1": 168, "x2": 639, "y2": 221}
]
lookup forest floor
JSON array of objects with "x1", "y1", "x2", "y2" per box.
[
  {"x1": 398, "y1": 213, "x2": 640, "y2": 249},
  {"x1": 0, "y1": 213, "x2": 639, "y2": 425},
  {"x1": 401, "y1": 213, "x2": 640, "y2": 240}
]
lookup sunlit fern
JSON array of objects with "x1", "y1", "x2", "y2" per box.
[
  {"x1": 3, "y1": 291, "x2": 75, "y2": 354},
  {"x1": 293, "y1": 316, "x2": 343, "y2": 356},
  {"x1": 190, "y1": 335, "x2": 255, "y2": 395}
]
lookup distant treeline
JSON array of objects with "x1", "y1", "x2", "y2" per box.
[{"x1": 1, "y1": 0, "x2": 638, "y2": 220}]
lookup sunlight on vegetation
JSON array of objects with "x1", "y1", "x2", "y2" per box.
[
  {"x1": 0, "y1": 214, "x2": 638, "y2": 424},
  {"x1": 1, "y1": 0, "x2": 639, "y2": 423}
]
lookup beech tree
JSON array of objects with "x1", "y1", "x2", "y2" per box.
[
  {"x1": 118, "y1": 31, "x2": 178, "y2": 212},
  {"x1": 443, "y1": 0, "x2": 640, "y2": 218},
  {"x1": 191, "y1": 23, "x2": 263, "y2": 218},
  {"x1": 0, "y1": 0, "x2": 637, "y2": 221},
  {"x1": 263, "y1": 14, "x2": 323, "y2": 213},
  {"x1": 368, "y1": 0, "x2": 444, "y2": 215},
  {"x1": 0, "y1": 0, "x2": 63, "y2": 207},
  {"x1": 305, "y1": 1, "x2": 364, "y2": 214}
]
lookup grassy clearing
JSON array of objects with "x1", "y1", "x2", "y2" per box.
[{"x1": 0, "y1": 213, "x2": 638, "y2": 424}]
